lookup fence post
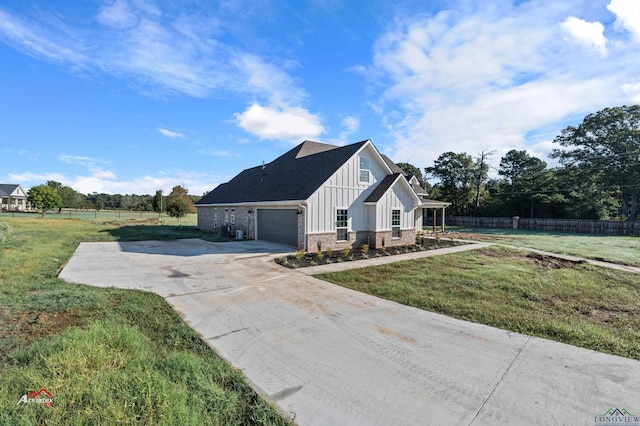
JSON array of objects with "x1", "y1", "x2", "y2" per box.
[{"x1": 512, "y1": 216, "x2": 519, "y2": 230}]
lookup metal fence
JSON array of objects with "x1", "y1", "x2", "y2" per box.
[{"x1": 446, "y1": 216, "x2": 640, "y2": 236}]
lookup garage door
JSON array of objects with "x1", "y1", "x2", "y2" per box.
[{"x1": 257, "y1": 209, "x2": 298, "y2": 247}]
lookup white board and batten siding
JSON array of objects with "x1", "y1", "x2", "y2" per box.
[
  {"x1": 305, "y1": 144, "x2": 398, "y2": 233},
  {"x1": 373, "y1": 182, "x2": 415, "y2": 230}
]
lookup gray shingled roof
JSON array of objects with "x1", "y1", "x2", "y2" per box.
[
  {"x1": 196, "y1": 140, "x2": 369, "y2": 204},
  {"x1": 411, "y1": 183, "x2": 428, "y2": 196},
  {"x1": 380, "y1": 154, "x2": 405, "y2": 175},
  {"x1": 363, "y1": 173, "x2": 403, "y2": 203},
  {"x1": 0, "y1": 184, "x2": 23, "y2": 197}
]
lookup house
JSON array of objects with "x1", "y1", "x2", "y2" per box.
[
  {"x1": 196, "y1": 140, "x2": 450, "y2": 251},
  {"x1": 0, "y1": 184, "x2": 29, "y2": 212}
]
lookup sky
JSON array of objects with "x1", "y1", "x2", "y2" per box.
[{"x1": 1, "y1": 0, "x2": 639, "y2": 196}]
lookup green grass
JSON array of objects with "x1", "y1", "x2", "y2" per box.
[
  {"x1": 316, "y1": 245, "x2": 640, "y2": 360},
  {"x1": 0, "y1": 217, "x2": 291, "y2": 425},
  {"x1": 448, "y1": 227, "x2": 640, "y2": 267}
]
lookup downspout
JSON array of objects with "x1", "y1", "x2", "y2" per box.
[{"x1": 300, "y1": 202, "x2": 308, "y2": 251}]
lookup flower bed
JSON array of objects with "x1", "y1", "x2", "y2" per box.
[{"x1": 275, "y1": 238, "x2": 468, "y2": 269}]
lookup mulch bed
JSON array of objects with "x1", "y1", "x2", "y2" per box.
[{"x1": 275, "y1": 238, "x2": 469, "y2": 269}]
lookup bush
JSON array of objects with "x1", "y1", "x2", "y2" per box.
[{"x1": 0, "y1": 222, "x2": 12, "y2": 243}]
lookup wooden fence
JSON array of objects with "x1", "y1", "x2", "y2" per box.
[{"x1": 445, "y1": 216, "x2": 640, "y2": 236}]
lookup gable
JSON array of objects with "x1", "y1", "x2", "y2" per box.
[
  {"x1": 363, "y1": 173, "x2": 421, "y2": 208},
  {"x1": 0, "y1": 184, "x2": 27, "y2": 197}
]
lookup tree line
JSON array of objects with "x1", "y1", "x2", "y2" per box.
[
  {"x1": 27, "y1": 182, "x2": 199, "y2": 220},
  {"x1": 398, "y1": 105, "x2": 639, "y2": 221}
]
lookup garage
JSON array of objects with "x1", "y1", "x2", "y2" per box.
[{"x1": 257, "y1": 209, "x2": 298, "y2": 248}]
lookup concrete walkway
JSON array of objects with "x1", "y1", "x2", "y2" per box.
[{"x1": 59, "y1": 239, "x2": 640, "y2": 425}]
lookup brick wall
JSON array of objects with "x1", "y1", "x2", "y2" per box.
[
  {"x1": 371, "y1": 229, "x2": 416, "y2": 248},
  {"x1": 306, "y1": 228, "x2": 416, "y2": 251},
  {"x1": 197, "y1": 206, "x2": 255, "y2": 239}
]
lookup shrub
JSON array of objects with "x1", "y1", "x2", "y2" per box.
[
  {"x1": 342, "y1": 247, "x2": 350, "y2": 257},
  {"x1": 0, "y1": 222, "x2": 11, "y2": 243},
  {"x1": 361, "y1": 244, "x2": 369, "y2": 255}
]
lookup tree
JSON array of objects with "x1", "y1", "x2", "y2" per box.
[
  {"x1": 28, "y1": 185, "x2": 61, "y2": 217},
  {"x1": 152, "y1": 190, "x2": 164, "y2": 214},
  {"x1": 166, "y1": 198, "x2": 191, "y2": 221},
  {"x1": 46, "y1": 181, "x2": 86, "y2": 211},
  {"x1": 165, "y1": 185, "x2": 196, "y2": 222},
  {"x1": 498, "y1": 150, "x2": 548, "y2": 217},
  {"x1": 551, "y1": 105, "x2": 640, "y2": 221},
  {"x1": 396, "y1": 162, "x2": 427, "y2": 188},
  {"x1": 473, "y1": 150, "x2": 494, "y2": 215},
  {"x1": 425, "y1": 152, "x2": 475, "y2": 216}
]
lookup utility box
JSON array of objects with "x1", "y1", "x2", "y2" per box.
[{"x1": 235, "y1": 229, "x2": 244, "y2": 240}]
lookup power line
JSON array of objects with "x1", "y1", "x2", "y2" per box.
[{"x1": 490, "y1": 183, "x2": 640, "y2": 196}]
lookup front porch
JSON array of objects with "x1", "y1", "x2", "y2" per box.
[{"x1": 415, "y1": 200, "x2": 451, "y2": 233}]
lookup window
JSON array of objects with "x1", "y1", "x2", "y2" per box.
[
  {"x1": 224, "y1": 208, "x2": 229, "y2": 224},
  {"x1": 392, "y1": 209, "x2": 401, "y2": 238},
  {"x1": 230, "y1": 208, "x2": 235, "y2": 224},
  {"x1": 214, "y1": 208, "x2": 218, "y2": 228},
  {"x1": 359, "y1": 157, "x2": 370, "y2": 183},
  {"x1": 336, "y1": 209, "x2": 348, "y2": 241}
]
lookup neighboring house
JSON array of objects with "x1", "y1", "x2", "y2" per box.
[
  {"x1": 196, "y1": 140, "x2": 450, "y2": 250},
  {"x1": 0, "y1": 184, "x2": 29, "y2": 212}
]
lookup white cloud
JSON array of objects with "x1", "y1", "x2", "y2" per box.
[
  {"x1": 235, "y1": 53, "x2": 307, "y2": 106},
  {"x1": 607, "y1": 0, "x2": 640, "y2": 41},
  {"x1": 89, "y1": 168, "x2": 117, "y2": 179},
  {"x1": 0, "y1": 9, "x2": 87, "y2": 66},
  {"x1": 561, "y1": 16, "x2": 607, "y2": 56},
  {"x1": 342, "y1": 116, "x2": 360, "y2": 133},
  {"x1": 621, "y1": 81, "x2": 640, "y2": 102},
  {"x1": 199, "y1": 149, "x2": 236, "y2": 157},
  {"x1": 97, "y1": 0, "x2": 139, "y2": 29},
  {"x1": 369, "y1": 2, "x2": 638, "y2": 172},
  {"x1": 235, "y1": 103, "x2": 324, "y2": 142},
  {"x1": 58, "y1": 154, "x2": 107, "y2": 166},
  {"x1": 327, "y1": 116, "x2": 361, "y2": 145},
  {"x1": 69, "y1": 168, "x2": 217, "y2": 195},
  {"x1": 71, "y1": 173, "x2": 162, "y2": 195},
  {"x1": 157, "y1": 127, "x2": 185, "y2": 138},
  {"x1": 8, "y1": 172, "x2": 67, "y2": 187},
  {"x1": 0, "y1": 3, "x2": 303, "y2": 101}
]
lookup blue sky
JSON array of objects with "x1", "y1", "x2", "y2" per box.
[{"x1": 1, "y1": 0, "x2": 639, "y2": 196}]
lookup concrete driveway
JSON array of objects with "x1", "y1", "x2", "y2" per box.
[{"x1": 60, "y1": 239, "x2": 640, "y2": 425}]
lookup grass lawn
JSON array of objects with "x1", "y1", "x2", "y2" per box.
[
  {"x1": 446, "y1": 227, "x2": 640, "y2": 267},
  {"x1": 316, "y1": 245, "x2": 640, "y2": 360},
  {"x1": 0, "y1": 217, "x2": 292, "y2": 425}
]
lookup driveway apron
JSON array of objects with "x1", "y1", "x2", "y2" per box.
[{"x1": 60, "y1": 239, "x2": 640, "y2": 425}]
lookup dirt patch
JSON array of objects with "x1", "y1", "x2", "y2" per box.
[
  {"x1": 589, "y1": 307, "x2": 638, "y2": 323},
  {"x1": 525, "y1": 252, "x2": 585, "y2": 269},
  {"x1": 473, "y1": 247, "x2": 523, "y2": 260},
  {"x1": 1, "y1": 308, "x2": 83, "y2": 363}
]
